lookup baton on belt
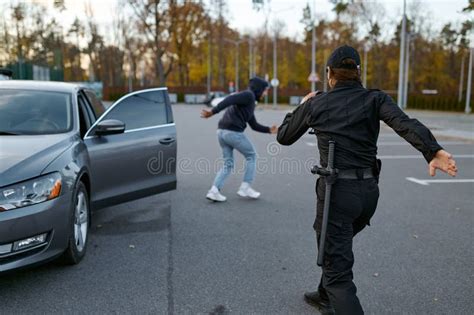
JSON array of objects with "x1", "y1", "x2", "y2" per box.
[{"x1": 311, "y1": 141, "x2": 338, "y2": 267}]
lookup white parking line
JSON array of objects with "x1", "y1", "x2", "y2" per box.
[
  {"x1": 377, "y1": 141, "x2": 468, "y2": 146},
  {"x1": 305, "y1": 141, "x2": 471, "y2": 147},
  {"x1": 378, "y1": 134, "x2": 402, "y2": 137},
  {"x1": 379, "y1": 154, "x2": 474, "y2": 159},
  {"x1": 406, "y1": 177, "x2": 474, "y2": 185}
]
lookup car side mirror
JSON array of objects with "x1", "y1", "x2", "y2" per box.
[{"x1": 94, "y1": 119, "x2": 125, "y2": 136}]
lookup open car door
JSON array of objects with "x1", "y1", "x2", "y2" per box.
[{"x1": 84, "y1": 88, "x2": 176, "y2": 209}]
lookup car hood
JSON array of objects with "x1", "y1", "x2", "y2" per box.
[{"x1": 0, "y1": 133, "x2": 75, "y2": 187}]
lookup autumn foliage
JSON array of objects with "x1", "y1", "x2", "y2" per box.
[{"x1": 0, "y1": 0, "x2": 472, "y2": 109}]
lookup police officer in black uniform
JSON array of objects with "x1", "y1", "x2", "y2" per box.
[{"x1": 276, "y1": 45, "x2": 458, "y2": 314}]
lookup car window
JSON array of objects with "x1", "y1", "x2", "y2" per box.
[
  {"x1": 0, "y1": 89, "x2": 72, "y2": 135},
  {"x1": 79, "y1": 92, "x2": 97, "y2": 124},
  {"x1": 84, "y1": 89, "x2": 105, "y2": 118},
  {"x1": 165, "y1": 92, "x2": 173, "y2": 123},
  {"x1": 78, "y1": 100, "x2": 89, "y2": 138},
  {"x1": 78, "y1": 94, "x2": 93, "y2": 137},
  {"x1": 103, "y1": 90, "x2": 168, "y2": 131}
]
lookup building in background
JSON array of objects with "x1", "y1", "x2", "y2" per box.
[
  {"x1": 6, "y1": 62, "x2": 64, "y2": 81},
  {"x1": 0, "y1": 68, "x2": 13, "y2": 80}
]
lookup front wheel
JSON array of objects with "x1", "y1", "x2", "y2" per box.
[{"x1": 61, "y1": 181, "x2": 90, "y2": 265}]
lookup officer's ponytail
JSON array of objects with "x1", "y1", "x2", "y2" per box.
[{"x1": 328, "y1": 59, "x2": 362, "y2": 88}]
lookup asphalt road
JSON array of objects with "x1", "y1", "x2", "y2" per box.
[{"x1": 1, "y1": 104, "x2": 473, "y2": 314}]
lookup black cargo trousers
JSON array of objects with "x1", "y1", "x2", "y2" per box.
[{"x1": 314, "y1": 177, "x2": 379, "y2": 315}]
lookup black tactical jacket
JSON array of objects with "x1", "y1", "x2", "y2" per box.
[{"x1": 277, "y1": 81, "x2": 442, "y2": 169}]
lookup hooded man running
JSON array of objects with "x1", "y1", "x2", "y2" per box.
[{"x1": 201, "y1": 76, "x2": 278, "y2": 202}]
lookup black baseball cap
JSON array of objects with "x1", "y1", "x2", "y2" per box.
[{"x1": 326, "y1": 45, "x2": 361, "y2": 69}]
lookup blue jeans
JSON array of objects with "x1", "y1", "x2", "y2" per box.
[{"x1": 213, "y1": 129, "x2": 257, "y2": 190}]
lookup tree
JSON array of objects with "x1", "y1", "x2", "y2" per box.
[
  {"x1": 68, "y1": 17, "x2": 84, "y2": 51},
  {"x1": 462, "y1": 0, "x2": 473, "y2": 12},
  {"x1": 63, "y1": 43, "x2": 85, "y2": 81},
  {"x1": 53, "y1": 0, "x2": 66, "y2": 12},
  {"x1": 84, "y1": 2, "x2": 104, "y2": 81},
  {"x1": 300, "y1": 3, "x2": 313, "y2": 34},
  {"x1": 213, "y1": 0, "x2": 227, "y2": 87},
  {"x1": 30, "y1": 9, "x2": 61, "y2": 66},
  {"x1": 66, "y1": 17, "x2": 85, "y2": 80},
  {"x1": 0, "y1": 2, "x2": 11, "y2": 65},
  {"x1": 458, "y1": 20, "x2": 473, "y2": 50},
  {"x1": 440, "y1": 23, "x2": 459, "y2": 84},
  {"x1": 127, "y1": 0, "x2": 176, "y2": 86},
  {"x1": 252, "y1": 0, "x2": 265, "y2": 11},
  {"x1": 170, "y1": 1, "x2": 207, "y2": 86},
  {"x1": 12, "y1": 3, "x2": 26, "y2": 62},
  {"x1": 251, "y1": 0, "x2": 271, "y2": 80},
  {"x1": 100, "y1": 45, "x2": 125, "y2": 87},
  {"x1": 329, "y1": 0, "x2": 351, "y2": 17}
]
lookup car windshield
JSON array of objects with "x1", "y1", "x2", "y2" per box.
[{"x1": 0, "y1": 89, "x2": 72, "y2": 135}]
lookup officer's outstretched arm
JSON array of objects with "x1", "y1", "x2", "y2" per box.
[
  {"x1": 378, "y1": 92, "x2": 442, "y2": 162},
  {"x1": 277, "y1": 100, "x2": 311, "y2": 145},
  {"x1": 378, "y1": 92, "x2": 458, "y2": 177}
]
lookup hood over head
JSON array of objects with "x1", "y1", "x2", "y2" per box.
[{"x1": 248, "y1": 76, "x2": 269, "y2": 101}]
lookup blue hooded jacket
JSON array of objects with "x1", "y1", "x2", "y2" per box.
[{"x1": 211, "y1": 77, "x2": 270, "y2": 133}]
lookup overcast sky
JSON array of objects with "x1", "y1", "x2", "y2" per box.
[
  {"x1": 226, "y1": 0, "x2": 471, "y2": 39},
  {"x1": 29, "y1": 0, "x2": 472, "y2": 44}
]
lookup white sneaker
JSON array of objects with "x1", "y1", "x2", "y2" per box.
[
  {"x1": 237, "y1": 182, "x2": 261, "y2": 199},
  {"x1": 206, "y1": 186, "x2": 227, "y2": 202}
]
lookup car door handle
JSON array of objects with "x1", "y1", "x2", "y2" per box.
[{"x1": 159, "y1": 137, "x2": 175, "y2": 145}]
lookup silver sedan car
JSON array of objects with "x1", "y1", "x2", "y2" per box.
[{"x1": 0, "y1": 81, "x2": 177, "y2": 272}]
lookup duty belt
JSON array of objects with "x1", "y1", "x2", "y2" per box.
[{"x1": 337, "y1": 168, "x2": 374, "y2": 180}]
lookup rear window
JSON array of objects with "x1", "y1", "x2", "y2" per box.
[
  {"x1": 84, "y1": 89, "x2": 105, "y2": 118},
  {"x1": 104, "y1": 90, "x2": 168, "y2": 130}
]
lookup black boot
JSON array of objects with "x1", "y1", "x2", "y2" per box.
[{"x1": 304, "y1": 291, "x2": 336, "y2": 315}]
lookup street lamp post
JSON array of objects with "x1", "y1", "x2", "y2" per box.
[
  {"x1": 236, "y1": 43, "x2": 239, "y2": 91},
  {"x1": 323, "y1": 49, "x2": 328, "y2": 92},
  {"x1": 397, "y1": 0, "x2": 407, "y2": 109},
  {"x1": 465, "y1": 47, "x2": 473, "y2": 114},
  {"x1": 310, "y1": 0, "x2": 317, "y2": 92},
  {"x1": 403, "y1": 32, "x2": 411, "y2": 109},
  {"x1": 253, "y1": 42, "x2": 257, "y2": 77},
  {"x1": 207, "y1": 33, "x2": 211, "y2": 95},
  {"x1": 249, "y1": 38, "x2": 253, "y2": 78},
  {"x1": 273, "y1": 33, "x2": 277, "y2": 109},
  {"x1": 459, "y1": 54, "x2": 465, "y2": 103},
  {"x1": 128, "y1": 50, "x2": 133, "y2": 93},
  {"x1": 224, "y1": 38, "x2": 244, "y2": 92},
  {"x1": 311, "y1": 17, "x2": 316, "y2": 91},
  {"x1": 363, "y1": 45, "x2": 368, "y2": 88}
]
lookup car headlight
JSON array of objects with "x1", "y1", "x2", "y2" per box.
[{"x1": 0, "y1": 173, "x2": 62, "y2": 211}]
